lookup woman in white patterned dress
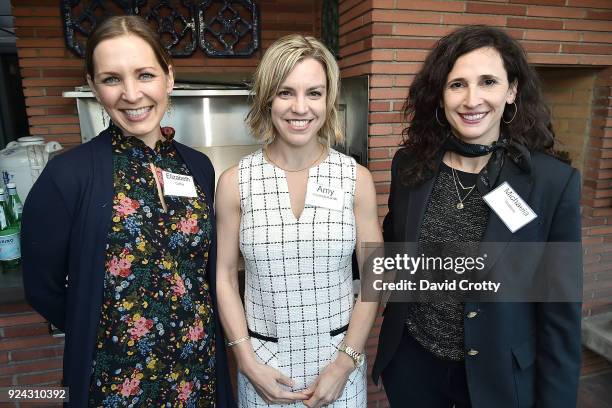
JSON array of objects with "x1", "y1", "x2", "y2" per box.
[{"x1": 216, "y1": 35, "x2": 382, "y2": 408}]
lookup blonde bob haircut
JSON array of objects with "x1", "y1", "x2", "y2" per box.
[{"x1": 246, "y1": 34, "x2": 342, "y2": 145}]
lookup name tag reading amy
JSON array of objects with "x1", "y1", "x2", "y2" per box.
[
  {"x1": 162, "y1": 170, "x2": 198, "y2": 198},
  {"x1": 304, "y1": 180, "x2": 344, "y2": 212},
  {"x1": 483, "y1": 181, "x2": 537, "y2": 233}
]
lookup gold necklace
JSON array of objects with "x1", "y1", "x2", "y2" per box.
[
  {"x1": 450, "y1": 153, "x2": 476, "y2": 210},
  {"x1": 264, "y1": 145, "x2": 326, "y2": 172}
]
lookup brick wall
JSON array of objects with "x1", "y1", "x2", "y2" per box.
[
  {"x1": 338, "y1": 1, "x2": 612, "y2": 406},
  {"x1": 0, "y1": 303, "x2": 64, "y2": 394},
  {"x1": 14, "y1": 0, "x2": 322, "y2": 147},
  {"x1": 582, "y1": 67, "x2": 612, "y2": 318}
]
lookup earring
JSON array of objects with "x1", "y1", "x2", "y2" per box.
[
  {"x1": 503, "y1": 101, "x2": 517, "y2": 124},
  {"x1": 100, "y1": 104, "x2": 108, "y2": 127},
  {"x1": 166, "y1": 95, "x2": 173, "y2": 117},
  {"x1": 435, "y1": 106, "x2": 446, "y2": 126}
]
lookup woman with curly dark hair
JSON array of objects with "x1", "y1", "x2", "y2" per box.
[{"x1": 372, "y1": 25, "x2": 581, "y2": 407}]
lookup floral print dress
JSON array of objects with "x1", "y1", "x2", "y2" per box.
[{"x1": 89, "y1": 126, "x2": 216, "y2": 407}]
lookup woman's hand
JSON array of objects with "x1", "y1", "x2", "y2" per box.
[
  {"x1": 241, "y1": 360, "x2": 312, "y2": 405},
  {"x1": 302, "y1": 353, "x2": 355, "y2": 408}
]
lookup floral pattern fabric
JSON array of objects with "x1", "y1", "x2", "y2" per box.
[{"x1": 89, "y1": 126, "x2": 216, "y2": 407}]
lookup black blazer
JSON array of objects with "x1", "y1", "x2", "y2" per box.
[{"x1": 372, "y1": 148, "x2": 582, "y2": 408}]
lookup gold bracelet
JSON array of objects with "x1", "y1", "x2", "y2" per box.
[{"x1": 226, "y1": 335, "x2": 250, "y2": 347}]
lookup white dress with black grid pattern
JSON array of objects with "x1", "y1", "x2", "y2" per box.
[{"x1": 237, "y1": 148, "x2": 367, "y2": 407}]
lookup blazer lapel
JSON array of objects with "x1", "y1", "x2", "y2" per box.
[
  {"x1": 403, "y1": 153, "x2": 443, "y2": 242},
  {"x1": 480, "y1": 158, "x2": 534, "y2": 272}
]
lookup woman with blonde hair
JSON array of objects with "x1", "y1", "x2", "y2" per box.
[{"x1": 216, "y1": 34, "x2": 382, "y2": 407}]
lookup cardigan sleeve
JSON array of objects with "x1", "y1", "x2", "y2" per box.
[
  {"x1": 21, "y1": 159, "x2": 74, "y2": 332},
  {"x1": 535, "y1": 168, "x2": 582, "y2": 408}
]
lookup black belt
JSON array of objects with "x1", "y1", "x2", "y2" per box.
[{"x1": 248, "y1": 324, "x2": 349, "y2": 343}]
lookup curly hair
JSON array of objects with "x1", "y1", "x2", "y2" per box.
[
  {"x1": 401, "y1": 25, "x2": 556, "y2": 185},
  {"x1": 246, "y1": 34, "x2": 342, "y2": 145}
]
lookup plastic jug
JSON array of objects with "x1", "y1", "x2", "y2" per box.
[{"x1": 0, "y1": 137, "x2": 63, "y2": 200}]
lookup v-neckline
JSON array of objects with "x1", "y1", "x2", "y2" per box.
[{"x1": 262, "y1": 149, "x2": 329, "y2": 223}]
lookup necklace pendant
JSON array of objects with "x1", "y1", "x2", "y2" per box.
[{"x1": 456, "y1": 202, "x2": 464, "y2": 210}]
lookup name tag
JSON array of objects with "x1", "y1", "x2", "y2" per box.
[
  {"x1": 162, "y1": 170, "x2": 198, "y2": 198},
  {"x1": 304, "y1": 181, "x2": 344, "y2": 212},
  {"x1": 483, "y1": 181, "x2": 537, "y2": 233}
]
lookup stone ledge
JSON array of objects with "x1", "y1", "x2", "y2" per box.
[{"x1": 583, "y1": 312, "x2": 612, "y2": 363}]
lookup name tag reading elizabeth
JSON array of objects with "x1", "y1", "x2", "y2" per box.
[
  {"x1": 483, "y1": 181, "x2": 537, "y2": 233},
  {"x1": 162, "y1": 170, "x2": 198, "y2": 197},
  {"x1": 304, "y1": 180, "x2": 344, "y2": 211}
]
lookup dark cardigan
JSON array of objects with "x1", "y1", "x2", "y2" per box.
[{"x1": 21, "y1": 128, "x2": 236, "y2": 408}]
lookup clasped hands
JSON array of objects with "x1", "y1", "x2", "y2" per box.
[{"x1": 241, "y1": 352, "x2": 356, "y2": 407}]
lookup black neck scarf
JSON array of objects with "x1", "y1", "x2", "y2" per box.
[{"x1": 443, "y1": 133, "x2": 531, "y2": 193}]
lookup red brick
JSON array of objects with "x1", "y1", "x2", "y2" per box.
[
  {"x1": 14, "y1": 27, "x2": 35, "y2": 37},
  {"x1": 370, "y1": 24, "x2": 393, "y2": 36},
  {"x1": 369, "y1": 135, "x2": 402, "y2": 147},
  {"x1": 0, "y1": 313, "x2": 45, "y2": 328},
  {"x1": 46, "y1": 106, "x2": 77, "y2": 115},
  {"x1": 340, "y1": 0, "x2": 369, "y2": 15},
  {"x1": 510, "y1": 0, "x2": 566, "y2": 5},
  {"x1": 13, "y1": 7, "x2": 59, "y2": 17},
  {"x1": 526, "y1": 5, "x2": 585, "y2": 18},
  {"x1": 582, "y1": 33, "x2": 612, "y2": 44},
  {"x1": 47, "y1": 125, "x2": 81, "y2": 135},
  {"x1": 369, "y1": 125, "x2": 393, "y2": 136},
  {"x1": 441, "y1": 14, "x2": 506, "y2": 27},
  {"x1": 395, "y1": 0, "x2": 465, "y2": 12},
  {"x1": 9, "y1": 346, "x2": 64, "y2": 363},
  {"x1": 369, "y1": 148, "x2": 392, "y2": 160},
  {"x1": 370, "y1": 88, "x2": 408, "y2": 100},
  {"x1": 15, "y1": 370, "x2": 62, "y2": 386},
  {"x1": 15, "y1": 38, "x2": 65, "y2": 48},
  {"x1": 370, "y1": 112, "x2": 402, "y2": 123},
  {"x1": 567, "y1": 0, "x2": 612, "y2": 7},
  {"x1": 372, "y1": 37, "x2": 436, "y2": 50},
  {"x1": 1, "y1": 324, "x2": 49, "y2": 338},
  {"x1": 393, "y1": 24, "x2": 453, "y2": 38},
  {"x1": 507, "y1": 17, "x2": 563, "y2": 29},
  {"x1": 370, "y1": 101, "x2": 391, "y2": 112},
  {"x1": 28, "y1": 116, "x2": 80, "y2": 126},
  {"x1": 467, "y1": 3, "x2": 527, "y2": 16},
  {"x1": 369, "y1": 160, "x2": 392, "y2": 171},
  {"x1": 341, "y1": 0, "x2": 373, "y2": 25},
  {"x1": 522, "y1": 42, "x2": 561, "y2": 53},
  {"x1": 586, "y1": 10, "x2": 612, "y2": 20},
  {"x1": 370, "y1": 76, "x2": 393, "y2": 87},
  {"x1": 0, "y1": 358, "x2": 62, "y2": 376},
  {"x1": 14, "y1": 17, "x2": 61, "y2": 27},
  {"x1": 395, "y1": 50, "x2": 429, "y2": 62},
  {"x1": 563, "y1": 44, "x2": 612, "y2": 55},
  {"x1": 0, "y1": 352, "x2": 7, "y2": 364},
  {"x1": 371, "y1": 10, "x2": 442, "y2": 24},
  {"x1": 372, "y1": 170, "x2": 391, "y2": 183},
  {"x1": 0, "y1": 336, "x2": 63, "y2": 352},
  {"x1": 19, "y1": 58, "x2": 83, "y2": 68},
  {"x1": 524, "y1": 30, "x2": 582, "y2": 42},
  {"x1": 23, "y1": 88, "x2": 45, "y2": 97},
  {"x1": 371, "y1": 62, "x2": 421, "y2": 75},
  {"x1": 564, "y1": 20, "x2": 612, "y2": 31}
]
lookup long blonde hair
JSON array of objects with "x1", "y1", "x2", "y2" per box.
[{"x1": 246, "y1": 34, "x2": 342, "y2": 144}]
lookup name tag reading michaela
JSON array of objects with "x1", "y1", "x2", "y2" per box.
[
  {"x1": 304, "y1": 180, "x2": 344, "y2": 212},
  {"x1": 162, "y1": 170, "x2": 198, "y2": 198},
  {"x1": 483, "y1": 181, "x2": 537, "y2": 233}
]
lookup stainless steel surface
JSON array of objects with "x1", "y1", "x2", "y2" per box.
[{"x1": 63, "y1": 86, "x2": 253, "y2": 146}]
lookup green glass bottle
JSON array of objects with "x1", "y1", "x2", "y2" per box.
[
  {"x1": 0, "y1": 188, "x2": 20, "y2": 270},
  {"x1": 6, "y1": 183, "x2": 23, "y2": 227}
]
